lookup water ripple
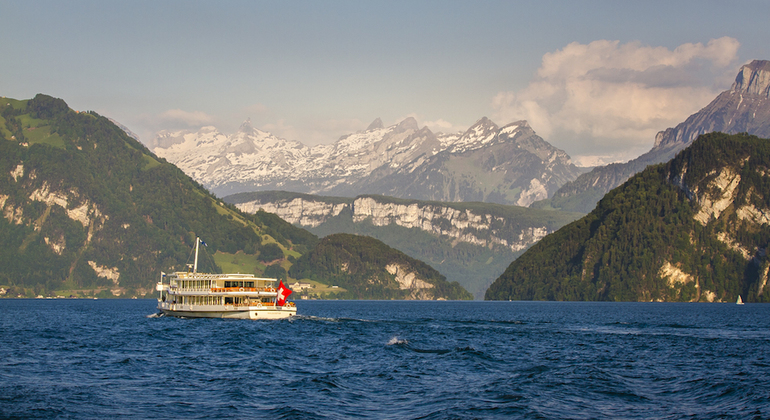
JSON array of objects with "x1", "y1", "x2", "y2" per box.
[{"x1": 2, "y1": 300, "x2": 770, "y2": 419}]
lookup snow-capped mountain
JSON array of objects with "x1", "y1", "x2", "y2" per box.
[{"x1": 152, "y1": 116, "x2": 586, "y2": 206}]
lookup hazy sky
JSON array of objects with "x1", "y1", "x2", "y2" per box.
[{"x1": 2, "y1": 0, "x2": 768, "y2": 164}]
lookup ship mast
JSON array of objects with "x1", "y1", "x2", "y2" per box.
[{"x1": 194, "y1": 237, "x2": 200, "y2": 273}]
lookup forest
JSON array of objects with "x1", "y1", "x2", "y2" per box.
[
  {"x1": 290, "y1": 233, "x2": 472, "y2": 300},
  {"x1": 0, "y1": 95, "x2": 316, "y2": 297},
  {"x1": 486, "y1": 133, "x2": 770, "y2": 302}
]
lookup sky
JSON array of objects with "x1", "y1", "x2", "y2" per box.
[{"x1": 2, "y1": 0, "x2": 769, "y2": 165}]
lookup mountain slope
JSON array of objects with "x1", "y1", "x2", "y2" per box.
[
  {"x1": 536, "y1": 60, "x2": 770, "y2": 213},
  {"x1": 0, "y1": 94, "x2": 316, "y2": 297},
  {"x1": 289, "y1": 233, "x2": 472, "y2": 300},
  {"x1": 154, "y1": 116, "x2": 586, "y2": 207},
  {"x1": 225, "y1": 191, "x2": 583, "y2": 298},
  {"x1": 486, "y1": 132, "x2": 770, "y2": 302}
]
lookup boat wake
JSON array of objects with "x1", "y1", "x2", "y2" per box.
[
  {"x1": 387, "y1": 336, "x2": 408, "y2": 346},
  {"x1": 291, "y1": 315, "x2": 376, "y2": 323},
  {"x1": 290, "y1": 315, "x2": 341, "y2": 322},
  {"x1": 146, "y1": 312, "x2": 164, "y2": 318}
]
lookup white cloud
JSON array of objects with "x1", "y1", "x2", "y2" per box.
[
  {"x1": 244, "y1": 103, "x2": 268, "y2": 115},
  {"x1": 262, "y1": 118, "x2": 367, "y2": 146},
  {"x1": 158, "y1": 109, "x2": 215, "y2": 127},
  {"x1": 398, "y1": 113, "x2": 467, "y2": 135},
  {"x1": 421, "y1": 118, "x2": 464, "y2": 134},
  {"x1": 492, "y1": 37, "x2": 741, "y2": 161}
]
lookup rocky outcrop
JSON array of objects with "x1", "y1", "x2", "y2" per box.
[
  {"x1": 669, "y1": 147, "x2": 770, "y2": 269},
  {"x1": 733, "y1": 60, "x2": 770, "y2": 97},
  {"x1": 652, "y1": 60, "x2": 770, "y2": 153},
  {"x1": 542, "y1": 60, "x2": 770, "y2": 213},
  {"x1": 88, "y1": 261, "x2": 120, "y2": 285},
  {"x1": 238, "y1": 197, "x2": 347, "y2": 228},
  {"x1": 231, "y1": 194, "x2": 556, "y2": 253},
  {"x1": 386, "y1": 263, "x2": 435, "y2": 300},
  {"x1": 2, "y1": 170, "x2": 110, "y2": 274}
]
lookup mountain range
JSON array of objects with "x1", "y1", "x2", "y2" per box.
[
  {"x1": 0, "y1": 94, "x2": 469, "y2": 300},
  {"x1": 536, "y1": 60, "x2": 770, "y2": 213},
  {"x1": 153, "y1": 116, "x2": 587, "y2": 207}
]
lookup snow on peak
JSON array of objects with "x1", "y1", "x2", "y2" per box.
[{"x1": 500, "y1": 120, "x2": 529, "y2": 135}]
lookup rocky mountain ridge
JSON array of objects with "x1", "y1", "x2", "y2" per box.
[
  {"x1": 153, "y1": 116, "x2": 586, "y2": 207},
  {"x1": 538, "y1": 60, "x2": 770, "y2": 213},
  {"x1": 226, "y1": 191, "x2": 583, "y2": 298},
  {"x1": 229, "y1": 193, "x2": 568, "y2": 253}
]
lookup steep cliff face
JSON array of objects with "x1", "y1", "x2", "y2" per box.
[
  {"x1": 487, "y1": 132, "x2": 770, "y2": 302},
  {"x1": 154, "y1": 116, "x2": 585, "y2": 206},
  {"x1": 227, "y1": 191, "x2": 583, "y2": 298},
  {"x1": 232, "y1": 194, "x2": 561, "y2": 253},
  {"x1": 541, "y1": 60, "x2": 770, "y2": 213}
]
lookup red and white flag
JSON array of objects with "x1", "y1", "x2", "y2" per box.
[{"x1": 276, "y1": 280, "x2": 292, "y2": 306}]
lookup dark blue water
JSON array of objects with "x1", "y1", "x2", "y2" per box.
[{"x1": 1, "y1": 300, "x2": 769, "y2": 419}]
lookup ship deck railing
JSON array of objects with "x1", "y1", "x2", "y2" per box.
[
  {"x1": 167, "y1": 287, "x2": 278, "y2": 293},
  {"x1": 211, "y1": 287, "x2": 276, "y2": 293},
  {"x1": 170, "y1": 272, "x2": 278, "y2": 282}
]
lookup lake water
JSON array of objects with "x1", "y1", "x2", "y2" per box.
[{"x1": 1, "y1": 299, "x2": 769, "y2": 419}]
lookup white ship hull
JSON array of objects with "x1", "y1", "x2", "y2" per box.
[{"x1": 159, "y1": 302, "x2": 296, "y2": 320}]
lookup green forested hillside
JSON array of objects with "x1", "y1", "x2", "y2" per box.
[
  {"x1": 290, "y1": 233, "x2": 472, "y2": 300},
  {"x1": 486, "y1": 133, "x2": 770, "y2": 302},
  {"x1": 0, "y1": 94, "x2": 316, "y2": 297}
]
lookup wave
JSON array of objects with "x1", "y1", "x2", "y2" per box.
[{"x1": 290, "y1": 314, "x2": 379, "y2": 323}]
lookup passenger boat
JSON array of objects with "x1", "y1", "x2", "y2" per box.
[{"x1": 156, "y1": 237, "x2": 296, "y2": 319}]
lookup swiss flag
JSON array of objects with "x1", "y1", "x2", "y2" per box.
[{"x1": 276, "y1": 280, "x2": 293, "y2": 306}]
